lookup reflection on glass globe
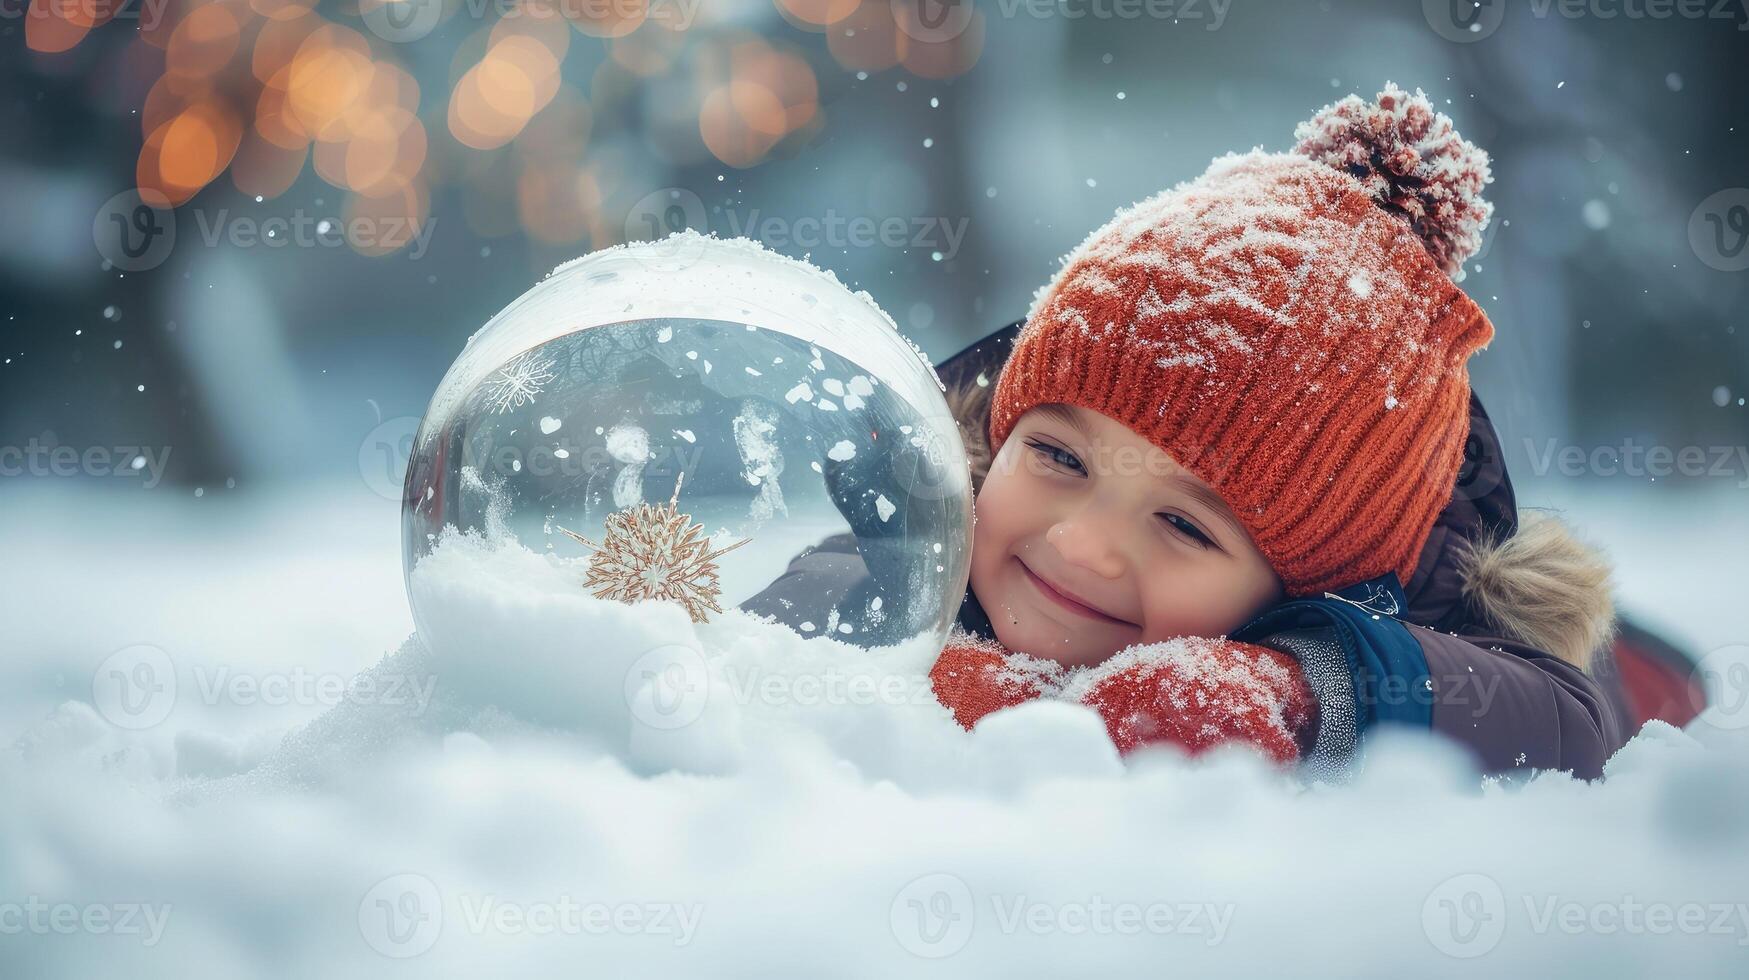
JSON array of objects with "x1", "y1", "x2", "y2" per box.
[{"x1": 402, "y1": 232, "x2": 973, "y2": 655}]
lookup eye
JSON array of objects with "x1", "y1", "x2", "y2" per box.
[
  {"x1": 1023, "y1": 439, "x2": 1086, "y2": 476},
  {"x1": 1158, "y1": 512, "x2": 1215, "y2": 549}
]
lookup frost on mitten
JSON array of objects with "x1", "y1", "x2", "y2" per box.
[
  {"x1": 928, "y1": 628, "x2": 1067, "y2": 730},
  {"x1": 1068, "y1": 637, "x2": 1317, "y2": 764}
]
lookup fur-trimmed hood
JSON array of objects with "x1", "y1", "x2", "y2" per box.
[
  {"x1": 938, "y1": 323, "x2": 1617, "y2": 673},
  {"x1": 1452, "y1": 510, "x2": 1616, "y2": 671}
]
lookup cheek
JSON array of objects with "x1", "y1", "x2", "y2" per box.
[
  {"x1": 1136, "y1": 561, "x2": 1275, "y2": 640},
  {"x1": 969, "y1": 451, "x2": 1036, "y2": 590}
]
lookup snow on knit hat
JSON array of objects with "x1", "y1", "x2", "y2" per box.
[{"x1": 989, "y1": 82, "x2": 1496, "y2": 599}]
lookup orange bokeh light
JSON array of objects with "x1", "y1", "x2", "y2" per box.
[
  {"x1": 563, "y1": 0, "x2": 647, "y2": 38},
  {"x1": 251, "y1": 0, "x2": 319, "y2": 21},
  {"x1": 284, "y1": 26, "x2": 374, "y2": 141},
  {"x1": 492, "y1": 0, "x2": 572, "y2": 60},
  {"x1": 139, "y1": 102, "x2": 243, "y2": 205},
  {"x1": 252, "y1": 12, "x2": 321, "y2": 83},
  {"x1": 826, "y1": 1, "x2": 901, "y2": 72},
  {"x1": 517, "y1": 166, "x2": 599, "y2": 244},
  {"x1": 24, "y1": 0, "x2": 91, "y2": 53},
  {"x1": 774, "y1": 0, "x2": 861, "y2": 30},
  {"x1": 895, "y1": 5, "x2": 985, "y2": 78},
  {"x1": 345, "y1": 108, "x2": 427, "y2": 196},
  {"x1": 343, "y1": 180, "x2": 431, "y2": 257},
  {"x1": 448, "y1": 37, "x2": 560, "y2": 150},
  {"x1": 166, "y1": 4, "x2": 243, "y2": 80},
  {"x1": 231, "y1": 130, "x2": 309, "y2": 199}
]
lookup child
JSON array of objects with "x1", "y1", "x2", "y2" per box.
[{"x1": 746, "y1": 84, "x2": 1628, "y2": 778}]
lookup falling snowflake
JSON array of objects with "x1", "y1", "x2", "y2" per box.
[
  {"x1": 556, "y1": 471, "x2": 751, "y2": 624},
  {"x1": 484, "y1": 351, "x2": 557, "y2": 414}
]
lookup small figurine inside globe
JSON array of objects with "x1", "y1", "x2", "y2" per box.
[{"x1": 401, "y1": 232, "x2": 974, "y2": 654}]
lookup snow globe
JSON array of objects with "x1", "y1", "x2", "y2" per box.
[{"x1": 401, "y1": 232, "x2": 974, "y2": 661}]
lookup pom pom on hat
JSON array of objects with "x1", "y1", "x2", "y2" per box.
[{"x1": 1292, "y1": 81, "x2": 1494, "y2": 277}]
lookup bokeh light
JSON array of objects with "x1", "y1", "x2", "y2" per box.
[{"x1": 33, "y1": 0, "x2": 980, "y2": 255}]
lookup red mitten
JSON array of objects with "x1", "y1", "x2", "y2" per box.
[
  {"x1": 929, "y1": 629, "x2": 1066, "y2": 730},
  {"x1": 1070, "y1": 637, "x2": 1317, "y2": 765}
]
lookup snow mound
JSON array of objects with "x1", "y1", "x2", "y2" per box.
[{"x1": 7, "y1": 531, "x2": 1749, "y2": 977}]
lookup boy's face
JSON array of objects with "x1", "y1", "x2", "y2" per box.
[{"x1": 969, "y1": 403, "x2": 1283, "y2": 668}]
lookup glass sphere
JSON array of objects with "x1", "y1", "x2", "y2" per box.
[{"x1": 402, "y1": 232, "x2": 973, "y2": 655}]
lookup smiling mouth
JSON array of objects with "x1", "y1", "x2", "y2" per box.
[{"x1": 1015, "y1": 557, "x2": 1131, "y2": 626}]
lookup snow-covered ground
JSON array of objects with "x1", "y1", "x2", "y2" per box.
[{"x1": 4, "y1": 479, "x2": 1748, "y2": 978}]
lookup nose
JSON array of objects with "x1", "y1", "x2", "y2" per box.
[{"x1": 1043, "y1": 512, "x2": 1127, "y2": 580}]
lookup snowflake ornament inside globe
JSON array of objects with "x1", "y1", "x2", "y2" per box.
[{"x1": 402, "y1": 232, "x2": 974, "y2": 653}]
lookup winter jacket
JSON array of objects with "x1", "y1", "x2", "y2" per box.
[{"x1": 738, "y1": 320, "x2": 1632, "y2": 779}]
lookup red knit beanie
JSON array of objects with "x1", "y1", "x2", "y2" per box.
[{"x1": 989, "y1": 83, "x2": 1497, "y2": 598}]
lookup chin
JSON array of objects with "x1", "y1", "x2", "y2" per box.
[
  {"x1": 972, "y1": 555, "x2": 1108, "y2": 667},
  {"x1": 988, "y1": 591, "x2": 1124, "y2": 670}
]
